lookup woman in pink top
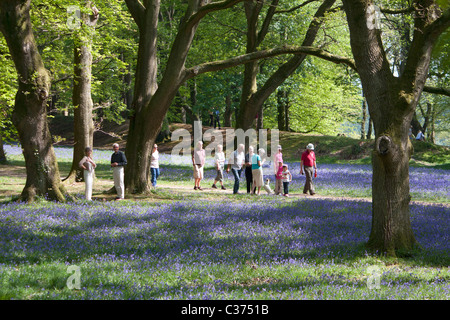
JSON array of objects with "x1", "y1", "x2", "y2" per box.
[
  {"x1": 192, "y1": 141, "x2": 206, "y2": 190},
  {"x1": 273, "y1": 145, "x2": 283, "y2": 178}
]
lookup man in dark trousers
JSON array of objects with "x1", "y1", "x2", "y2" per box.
[
  {"x1": 111, "y1": 143, "x2": 127, "y2": 200},
  {"x1": 213, "y1": 108, "x2": 221, "y2": 129},
  {"x1": 300, "y1": 143, "x2": 317, "y2": 195}
]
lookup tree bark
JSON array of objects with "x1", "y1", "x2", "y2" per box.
[
  {"x1": 429, "y1": 106, "x2": 435, "y2": 143},
  {"x1": 66, "y1": 3, "x2": 99, "y2": 182},
  {"x1": 277, "y1": 89, "x2": 286, "y2": 131},
  {"x1": 224, "y1": 93, "x2": 232, "y2": 127},
  {"x1": 0, "y1": 0, "x2": 67, "y2": 202},
  {"x1": 256, "y1": 103, "x2": 263, "y2": 130},
  {"x1": 124, "y1": 0, "x2": 160, "y2": 194},
  {"x1": 342, "y1": 0, "x2": 449, "y2": 255},
  {"x1": 366, "y1": 117, "x2": 373, "y2": 140},
  {"x1": 284, "y1": 93, "x2": 290, "y2": 132},
  {"x1": 0, "y1": 134, "x2": 6, "y2": 164},
  {"x1": 361, "y1": 98, "x2": 367, "y2": 140}
]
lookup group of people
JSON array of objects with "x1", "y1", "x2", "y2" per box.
[
  {"x1": 189, "y1": 142, "x2": 317, "y2": 197},
  {"x1": 78, "y1": 141, "x2": 318, "y2": 201}
]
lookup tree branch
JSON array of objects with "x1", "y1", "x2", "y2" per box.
[
  {"x1": 183, "y1": 45, "x2": 356, "y2": 81},
  {"x1": 187, "y1": 0, "x2": 248, "y2": 27},
  {"x1": 249, "y1": 0, "x2": 337, "y2": 107},
  {"x1": 379, "y1": 6, "x2": 414, "y2": 15},
  {"x1": 257, "y1": 0, "x2": 279, "y2": 46},
  {"x1": 209, "y1": 14, "x2": 246, "y2": 35},
  {"x1": 424, "y1": 7, "x2": 450, "y2": 38},
  {"x1": 124, "y1": 0, "x2": 146, "y2": 29},
  {"x1": 274, "y1": 0, "x2": 319, "y2": 14},
  {"x1": 423, "y1": 85, "x2": 450, "y2": 97}
]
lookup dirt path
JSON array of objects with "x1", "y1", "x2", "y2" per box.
[{"x1": 1, "y1": 164, "x2": 448, "y2": 208}]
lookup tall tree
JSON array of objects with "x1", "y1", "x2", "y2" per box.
[
  {"x1": 235, "y1": 0, "x2": 338, "y2": 130},
  {"x1": 342, "y1": 0, "x2": 450, "y2": 255},
  {"x1": 123, "y1": 0, "x2": 248, "y2": 193},
  {"x1": 0, "y1": 135, "x2": 6, "y2": 164},
  {"x1": 124, "y1": 0, "x2": 357, "y2": 193},
  {"x1": 66, "y1": 2, "x2": 99, "y2": 182},
  {"x1": 0, "y1": 0, "x2": 67, "y2": 201}
]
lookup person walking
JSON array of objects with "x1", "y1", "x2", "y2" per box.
[
  {"x1": 150, "y1": 144, "x2": 160, "y2": 187},
  {"x1": 226, "y1": 143, "x2": 245, "y2": 194},
  {"x1": 274, "y1": 161, "x2": 283, "y2": 195},
  {"x1": 212, "y1": 144, "x2": 226, "y2": 190},
  {"x1": 214, "y1": 108, "x2": 221, "y2": 129},
  {"x1": 79, "y1": 147, "x2": 96, "y2": 201},
  {"x1": 281, "y1": 164, "x2": 292, "y2": 197},
  {"x1": 251, "y1": 148, "x2": 265, "y2": 195},
  {"x1": 111, "y1": 143, "x2": 127, "y2": 200},
  {"x1": 192, "y1": 141, "x2": 206, "y2": 190},
  {"x1": 244, "y1": 146, "x2": 254, "y2": 194},
  {"x1": 300, "y1": 143, "x2": 317, "y2": 195}
]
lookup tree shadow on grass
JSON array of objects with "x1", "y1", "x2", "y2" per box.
[{"x1": 0, "y1": 199, "x2": 448, "y2": 268}]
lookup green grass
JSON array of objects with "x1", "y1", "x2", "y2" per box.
[
  {"x1": 0, "y1": 200, "x2": 448, "y2": 300},
  {"x1": 2, "y1": 256, "x2": 448, "y2": 300}
]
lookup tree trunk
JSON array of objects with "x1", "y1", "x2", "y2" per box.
[
  {"x1": 366, "y1": 117, "x2": 373, "y2": 140},
  {"x1": 0, "y1": 0, "x2": 67, "y2": 202},
  {"x1": 428, "y1": 105, "x2": 435, "y2": 143},
  {"x1": 277, "y1": 89, "x2": 286, "y2": 131},
  {"x1": 124, "y1": 0, "x2": 160, "y2": 194},
  {"x1": 0, "y1": 135, "x2": 6, "y2": 164},
  {"x1": 66, "y1": 4, "x2": 99, "y2": 182},
  {"x1": 224, "y1": 93, "x2": 232, "y2": 127},
  {"x1": 121, "y1": 53, "x2": 133, "y2": 112},
  {"x1": 235, "y1": 0, "x2": 267, "y2": 130},
  {"x1": 189, "y1": 79, "x2": 200, "y2": 124},
  {"x1": 284, "y1": 92, "x2": 290, "y2": 132},
  {"x1": 174, "y1": 90, "x2": 187, "y2": 124},
  {"x1": 342, "y1": 0, "x2": 448, "y2": 255},
  {"x1": 124, "y1": 0, "x2": 207, "y2": 193},
  {"x1": 361, "y1": 98, "x2": 367, "y2": 140},
  {"x1": 256, "y1": 103, "x2": 263, "y2": 130},
  {"x1": 235, "y1": 0, "x2": 336, "y2": 130}
]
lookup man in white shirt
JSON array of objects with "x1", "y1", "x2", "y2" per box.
[{"x1": 150, "y1": 144, "x2": 159, "y2": 187}]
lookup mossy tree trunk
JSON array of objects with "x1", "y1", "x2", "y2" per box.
[
  {"x1": 0, "y1": 135, "x2": 6, "y2": 164},
  {"x1": 0, "y1": 0, "x2": 67, "y2": 201},
  {"x1": 342, "y1": 0, "x2": 449, "y2": 255},
  {"x1": 66, "y1": 2, "x2": 99, "y2": 182}
]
